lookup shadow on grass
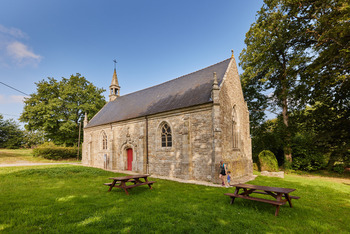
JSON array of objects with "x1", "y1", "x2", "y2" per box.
[{"x1": 1, "y1": 165, "x2": 350, "y2": 233}]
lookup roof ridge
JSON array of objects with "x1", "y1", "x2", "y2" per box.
[{"x1": 115, "y1": 58, "x2": 231, "y2": 100}]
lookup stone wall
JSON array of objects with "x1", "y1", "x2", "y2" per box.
[
  {"x1": 83, "y1": 105, "x2": 215, "y2": 182},
  {"x1": 216, "y1": 57, "x2": 253, "y2": 180},
  {"x1": 82, "y1": 57, "x2": 253, "y2": 184},
  {"x1": 146, "y1": 105, "x2": 214, "y2": 181}
]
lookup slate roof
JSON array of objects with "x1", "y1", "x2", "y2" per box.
[{"x1": 85, "y1": 58, "x2": 231, "y2": 128}]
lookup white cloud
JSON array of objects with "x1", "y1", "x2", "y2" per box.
[
  {"x1": 9, "y1": 95, "x2": 25, "y2": 103},
  {"x1": 7, "y1": 41, "x2": 41, "y2": 63},
  {"x1": 0, "y1": 24, "x2": 27, "y2": 39},
  {"x1": 0, "y1": 24, "x2": 42, "y2": 67},
  {"x1": 0, "y1": 94, "x2": 25, "y2": 104}
]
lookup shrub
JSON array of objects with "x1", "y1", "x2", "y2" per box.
[
  {"x1": 258, "y1": 150, "x2": 279, "y2": 172},
  {"x1": 332, "y1": 164, "x2": 345, "y2": 174},
  {"x1": 33, "y1": 142, "x2": 79, "y2": 160},
  {"x1": 291, "y1": 133, "x2": 327, "y2": 171}
]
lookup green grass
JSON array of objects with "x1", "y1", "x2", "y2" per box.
[
  {"x1": 0, "y1": 149, "x2": 79, "y2": 164},
  {"x1": 0, "y1": 165, "x2": 349, "y2": 233}
]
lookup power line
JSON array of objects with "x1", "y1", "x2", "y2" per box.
[{"x1": 0, "y1": 81, "x2": 29, "y2": 96}]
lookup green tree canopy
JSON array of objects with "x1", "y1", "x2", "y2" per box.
[
  {"x1": 20, "y1": 74, "x2": 106, "y2": 146},
  {"x1": 285, "y1": 0, "x2": 350, "y2": 168},
  {"x1": 240, "y1": 0, "x2": 310, "y2": 165},
  {"x1": 0, "y1": 115, "x2": 24, "y2": 149},
  {"x1": 240, "y1": 0, "x2": 349, "y2": 167}
]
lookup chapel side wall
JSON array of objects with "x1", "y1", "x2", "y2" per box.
[
  {"x1": 82, "y1": 120, "x2": 146, "y2": 173},
  {"x1": 218, "y1": 58, "x2": 253, "y2": 179},
  {"x1": 110, "y1": 120, "x2": 145, "y2": 173},
  {"x1": 147, "y1": 107, "x2": 214, "y2": 181},
  {"x1": 82, "y1": 126, "x2": 114, "y2": 170}
]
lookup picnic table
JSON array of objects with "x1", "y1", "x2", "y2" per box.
[
  {"x1": 225, "y1": 184, "x2": 300, "y2": 216},
  {"x1": 104, "y1": 174, "x2": 156, "y2": 195}
]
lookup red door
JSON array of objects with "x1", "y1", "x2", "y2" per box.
[{"x1": 127, "y1": 148, "x2": 133, "y2": 171}]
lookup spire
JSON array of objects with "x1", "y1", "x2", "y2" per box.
[
  {"x1": 111, "y1": 68, "x2": 119, "y2": 87},
  {"x1": 109, "y1": 61, "x2": 120, "y2": 102}
]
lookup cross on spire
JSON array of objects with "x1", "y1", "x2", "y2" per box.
[{"x1": 113, "y1": 59, "x2": 117, "y2": 69}]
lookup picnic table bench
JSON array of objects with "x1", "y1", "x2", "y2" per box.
[
  {"x1": 104, "y1": 174, "x2": 156, "y2": 195},
  {"x1": 225, "y1": 184, "x2": 300, "y2": 216}
]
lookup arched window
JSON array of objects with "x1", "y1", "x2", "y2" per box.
[
  {"x1": 102, "y1": 131, "x2": 108, "y2": 150},
  {"x1": 161, "y1": 123, "x2": 172, "y2": 147},
  {"x1": 232, "y1": 107, "x2": 239, "y2": 149}
]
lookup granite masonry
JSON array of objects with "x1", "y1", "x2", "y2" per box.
[{"x1": 82, "y1": 53, "x2": 254, "y2": 184}]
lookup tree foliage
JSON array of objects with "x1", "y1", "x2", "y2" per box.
[
  {"x1": 23, "y1": 130, "x2": 46, "y2": 148},
  {"x1": 0, "y1": 115, "x2": 24, "y2": 149},
  {"x1": 20, "y1": 74, "x2": 106, "y2": 146},
  {"x1": 240, "y1": 0, "x2": 349, "y2": 168},
  {"x1": 251, "y1": 114, "x2": 329, "y2": 171},
  {"x1": 285, "y1": 0, "x2": 350, "y2": 169}
]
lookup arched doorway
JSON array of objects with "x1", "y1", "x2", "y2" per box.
[{"x1": 126, "y1": 148, "x2": 133, "y2": 171}]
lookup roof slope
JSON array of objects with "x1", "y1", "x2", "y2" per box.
[{"x1": 85, "y1": 58, "x2": 231, "y2": 128}]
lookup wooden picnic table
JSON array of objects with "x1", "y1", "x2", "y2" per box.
[
  {"x1": 225, "y1": 184, "x2": 300, "y2": 216},
  {"x1": 104, "y1": 174, "x2": 156, "y2": 195}
]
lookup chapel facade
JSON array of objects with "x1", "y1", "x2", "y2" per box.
[{"x1": 82, "y1": 53, "x2": 253, "y2": 183}]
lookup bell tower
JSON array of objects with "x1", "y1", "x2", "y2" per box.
[{"x1": 109, "y1": 59, "x2": 120, "y2": 102}]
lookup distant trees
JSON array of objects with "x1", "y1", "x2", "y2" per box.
[
  {"x1": 241, "y1": 0, "x2": 349, "y2": 169},
  {"x1": 0, "y1": 114, "x2": 24, "y2": 149},
  {"x1": 20, "y1": 74, "x2": 106, "y2": 146}
]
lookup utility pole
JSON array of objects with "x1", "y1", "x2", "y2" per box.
[{"x1": 77, "y1": 122, "x2": 81, "y2": 160}]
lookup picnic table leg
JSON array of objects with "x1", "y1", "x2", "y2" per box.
[
  {"x1": 275, "y1": 193, "x2": 283, "y2": 216},
  {"x1": 120, "y1": 181, "x2": 130, "y2": 195},
  {"x1": 230, "y1": 187, "x2": 240, "y2": 204},
  {"x1": 285, "y1": 194, "x2": 293, "y2": 207},
  {"x1": 144, "y1": 177, "x2": 153, "y2": 189},
  {"x1": 275, "y1": 205, "x2": 280, "y2": 216},
  {"x1": 108, "y1": 180, "x2": 117, "y2": 192}
]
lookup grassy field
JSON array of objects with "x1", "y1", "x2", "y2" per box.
[
  {"x1": 0, "y1": 165, "x2": 349, "y2": 233},
  {"x1": 0, "y1": 149, "x2": 79, "y2": 164}
]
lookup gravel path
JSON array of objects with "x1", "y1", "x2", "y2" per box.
[{"x1": 0, "y1": 162, "x2": 82, "y2": 167}]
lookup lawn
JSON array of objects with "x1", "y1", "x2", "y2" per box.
[
  {"x1": 0, "y1": 165, "x2": 349, "y2": 233},
  {"x1": 0, "y1": 149, "x2": 79, "y2": 164}
]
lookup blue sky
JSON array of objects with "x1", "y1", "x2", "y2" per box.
[{"x1": 0, "y1": 0, "x2": 263, "y2": 124}]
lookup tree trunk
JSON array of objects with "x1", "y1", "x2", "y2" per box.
[{"x1": 281, "y1": 85, "x2": 292, "y2": 166}]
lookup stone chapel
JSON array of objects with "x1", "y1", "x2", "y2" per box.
[{"x1": 82, "y1": 53, "x2": 254, "y2": 183}]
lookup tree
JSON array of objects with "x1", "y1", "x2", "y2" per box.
[
  {"x1": 239, "y1": 0, "x2": 310, "y2": 166},
  {"x1": 240, "y1": 0, "x2": 349, "y2": 168},
  {"x1": 0, "y1": 115, "x2": 24, "y2": 149},
  {"x1": 284, "y1": 0, "x2": 350, "y2": 169},
  {"x1": 23, "y1": 130, "x2": 46, "y2": 148},
  {"x1": 20, "y1": 74, "x2": 106, "y2": 146}
]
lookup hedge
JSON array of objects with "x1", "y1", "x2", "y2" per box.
[
  {"x1": 258, "y1": 150, "x2": 279, "y2": 172},
  {"x1": 33, "y1": 142, "x2": 79, "y2": 160}
]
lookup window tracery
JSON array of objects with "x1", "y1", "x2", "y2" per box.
[
  {"x1": 102, "y1": 131, "x2": 107, "y2": 150},
  {"x1": 161, "y1": 123, "x2": 172, "y2": 147}
]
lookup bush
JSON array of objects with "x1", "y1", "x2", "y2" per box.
[
  {"x1": 332, "y1": 164, "x2": 345, "y2": 174},
  {"x1": 33, "y1": 142, "x2": 79, "y2": 160},
  {"x1": 291, "y1": 133, "x2": 327, "y2": 171},
  {"x1": 258, "y1": 150, "x2": 279, "y2": 172}
]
